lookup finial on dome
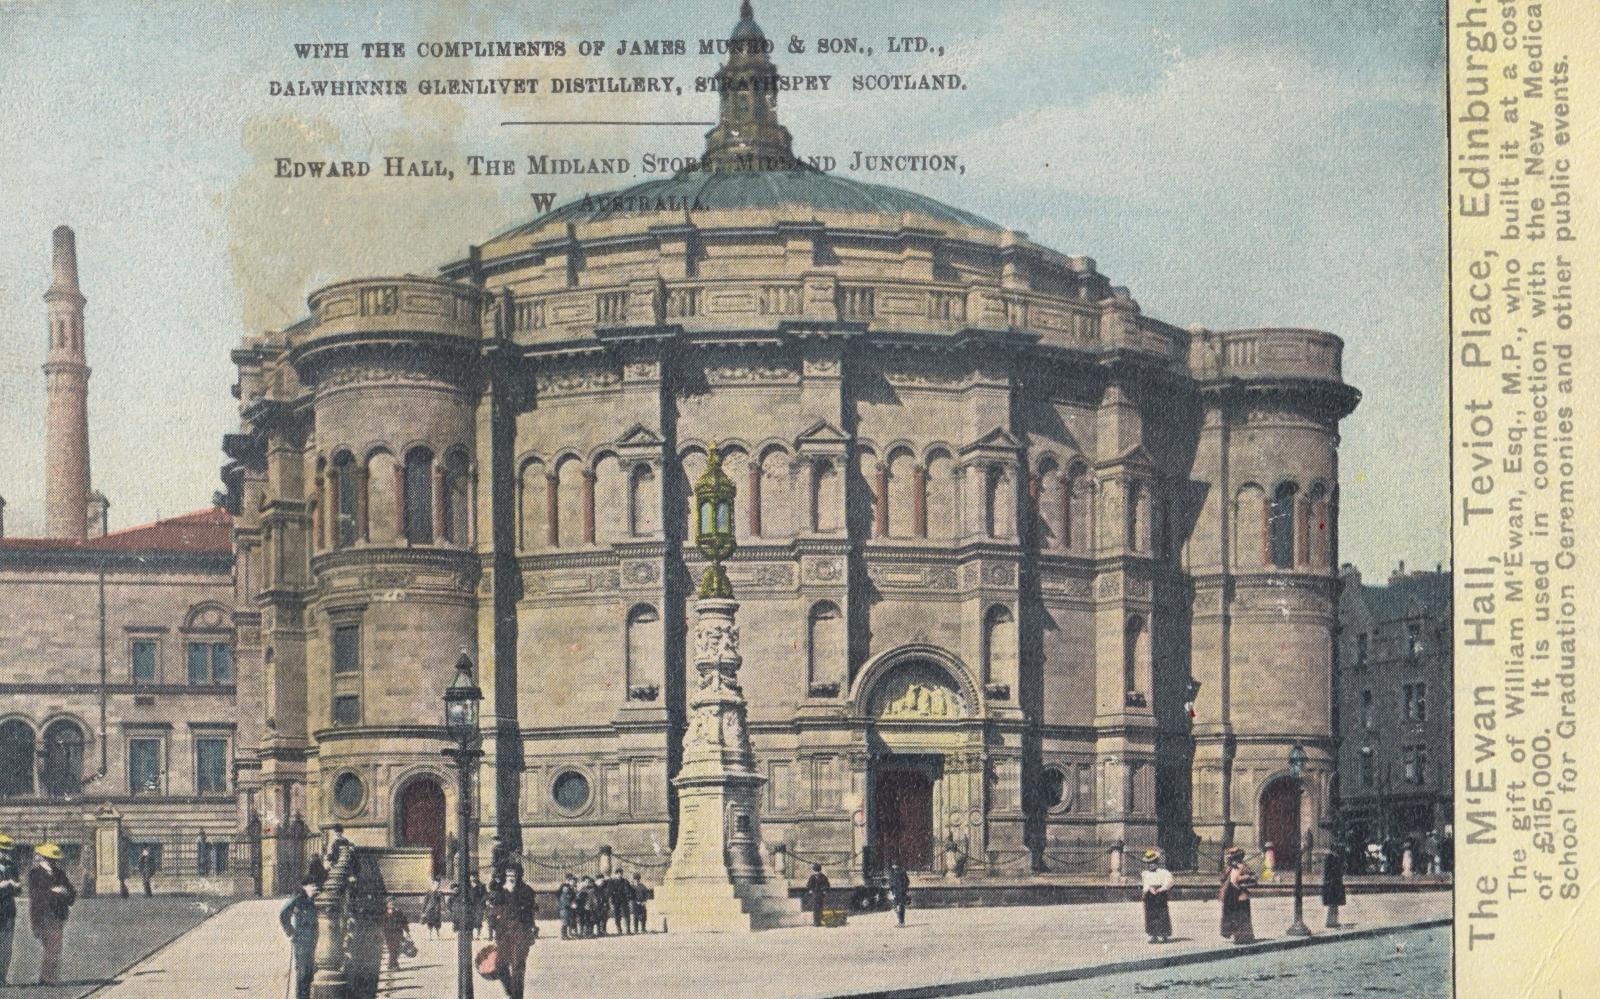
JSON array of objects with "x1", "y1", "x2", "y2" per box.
[{"x1": 704, "y1": 0, "x2": 797, "y2": 171}]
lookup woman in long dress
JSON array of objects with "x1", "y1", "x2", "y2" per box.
[
  {"x1": 1219, "y1": 847, "x2": 1257, "y2": 943},
  {"x1": 1140, "y1": 849, "x2": 1173, "y2": 943}
]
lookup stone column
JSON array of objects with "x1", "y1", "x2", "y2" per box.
[
  {"x1": 93, "y1": 805, "x2": 123, "y2": 897},
  {"x1": 747, "y1": 464, "x2": 762, "y2": 537},
  {"x1": 912, "y1": 465, "x2": 928, "y2": 538},
  {"x1": 581, "y1": 470, "x2": 596, "y2": 544},
  {"x1": 545, "y1": 473, "x2": 559, "y2": 547},
  {"x1": 354, "y1": 465, "x2": 369, "y2": 541},
  {"x1": 432, "y1": 462, "x2": 446, "y2": 541},
  {"x1": 873, "y1": 462, "x2": 889, "y2": 537},
  {"x1": 393, "y1": 464, "x2": 407, "y2": 539}
]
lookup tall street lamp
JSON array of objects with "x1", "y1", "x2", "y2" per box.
[
  {"x1": 1286, "y1": 743, "x2": 1312, "y2": 937},
  {"x1": 443, "y1": 651, "x2": 484, "y2": 999}
]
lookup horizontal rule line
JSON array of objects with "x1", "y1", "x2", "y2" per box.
[{"x1": 500, "y1": 120, "x2": 715, "y2": 126}]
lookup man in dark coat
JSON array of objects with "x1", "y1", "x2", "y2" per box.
[
  {"x1": 280, "y1": 874, "x2": 319, "y2": 999},
  {"x1": 1321, "y1": 847, "x2": 1347, "y2": 928},
  {"x1": 305, "y1": 852, "x2": 329, "y2": 890},
  {"x1": 575, "y1": 877, "x2": 594, "y2": 937},
  {"x1": 380, "y1": 897, "x2": 410, "y2": 971},
  {"x1": 609, "y1": 873, "x2": 630, "y2": 934},
  {"x1": 137, "y1": 847, "x2": 156, "y2": 896},
  {"x1": 27, "y1": 844, "x2": 75, "y2": 985},
  {"x1": 556, "y1": 874, "x2": 576, "y2": 939},
  {"x1": 489, "y1": 864, "x2": 537, "y2": 999},
  {"x1": 0, "y1": 834, "x2": 19, "y2": 986},
  {"x1": 629, "y1": 872, "x2": 651, "y2": 933},
  {"x1": 886, "y1": 863, "x2": 910, "y2": 927},
  {"x1": 805, "y1": 864, "x2": 831, "y2": 926}
]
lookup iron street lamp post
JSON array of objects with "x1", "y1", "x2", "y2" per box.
[
  {"x1": 1286, "y1": 743, "x2": 1311, "y2": 937},
  {"x1": 443, "y1": 652, "x2": 484, "y2": 999}
]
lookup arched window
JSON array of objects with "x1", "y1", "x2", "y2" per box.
[
  {"x1": 629, "y1": 464, "x2": 659, "y2": 536},
  {"x1": 41, "y1": 720, "x2": 85, "y2": 798},
  {"x1": 367, "y1": 450, "x2": 400, "y2": 544},
  {"x1": 925, "y1": 452, "x2": 957, "y2": 541},
  {"x1": 518, "y1": 458, "x2": 548, "y2": 551},
  {"x1": 441, "y1": 450, "x2": 470, "y2": 544},
  {"x1": 806, "y1": 601, "x2": 846, "y2": 693},
  {"x1": 1124, "y1": 615, "x2": 1148, "y2": 704},
  {"x1": 1269, "y1": 481, "x2": 1298, "y2": 569},
  {"x1": 886, "y1": 449, "x2": 918, "y2": 539},
  {"x1": 984, "y1": 605, "x2": 1017, "y2": 685},
  {"x1": 811, "y1": 460, "x2": 841, "y2": 534},
  {"x1": 1035, "y1": 458, "x2": 1063, "y2": 549},
  {"x1": 985, "y1": 466, "x2": 1014, "y2": 539},
  {"x1": 0, "y1": 720, "x2": 35, "y2": 797},
  {"x1": 331, "y1": 452, "x2": 356, "y2": 548},
  {"x1": 625, "y1": 604, "x2": 662, "y2": 696},
  {"x1": 680, "y1": 449, "x2": 708, "y2": 541},
  {"x1": 403, "y1": 447, "x2": 434, "y2": 544},
  {"x1": 759, "y1": 448, "x2": 793, "y2": 538},
  {"x1": 555, "y1": 456, "x2": 587, "y2": 547}
]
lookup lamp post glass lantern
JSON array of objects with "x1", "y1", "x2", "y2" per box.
[
  {"x1": 1286, "y1": 742, "x2": 1311, "y2": 937},
  {"x1": 442, "y1": 652, "x2": 483, "y2": 998},
  {"x1": 694, "y1": 441, "x2": 737, "y2": 597}
]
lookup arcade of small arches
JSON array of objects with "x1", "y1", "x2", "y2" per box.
[
  {"x1": 511, "y1": 435, "x2": 1173, "y2": 556},
  {"x1": 311, "y1": 444, "x2": 474, "y2": 552},
  {"x1": 0, "y1": 715, "x2": 89, "y2": 799},
  {"x1": 1233, "y1": 478, "x2": 1337, "y2": 571}
]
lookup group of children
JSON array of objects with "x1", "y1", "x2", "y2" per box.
[{"x1": 555, "y1": 871, "x2": 652, "y2": 938}]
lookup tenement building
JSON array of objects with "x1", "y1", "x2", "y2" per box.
[
  {"x1": 222, "y1": 3, "x2": 1359, "y2": 884},
  {"x1": 0, "y1": 227, "x2": 250, "y2": 893},
  {"x1": 1335, "y1": 563, "x2": 1453, "y2": 855}
]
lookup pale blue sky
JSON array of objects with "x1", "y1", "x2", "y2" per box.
[{"x1": 0, "y1": 1, "x2": 1445, "y2": 574}]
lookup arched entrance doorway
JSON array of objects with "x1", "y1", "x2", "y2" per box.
[
  {"x1": 857, "y1": 650, "x2": 984, "y2": 875},
  {"x1": 1259, "y1": 776, "x2": 1304, "y2": 870},
  {"x1": 396, "y1": 776, "x2": 446, "y2": 875}
]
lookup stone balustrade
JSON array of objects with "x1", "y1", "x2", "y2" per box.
[
  {"x1": 1191, "y1": 327, "x2": 1345, "y2": 384},
  {"x1": 302, "y1": 276, "x2": 482, "y2": 347}
]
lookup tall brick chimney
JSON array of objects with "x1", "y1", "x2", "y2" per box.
[{"x1": 44, "y1": 225, "x2": 91, "y2": 539}]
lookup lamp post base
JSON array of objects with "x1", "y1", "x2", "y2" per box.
[{"x1": 1285, "y1": 919, "x2": 1312, "y2": 937}]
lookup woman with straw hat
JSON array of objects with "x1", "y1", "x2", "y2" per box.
[
  {"x1": 0, "y1": 834, "x2": 19, "y2": 985},
  {"x1": 27, "y1": 843, "x2": 76, "y2": 985},
  {"x1": 1139, "y1": 849, "x2": 1173, "y2": 943}
]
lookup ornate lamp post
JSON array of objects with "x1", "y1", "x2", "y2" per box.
[
  {"x1": 443, "y1": 651, "x2": 483, "y2": 998},
  {"x1": 1286, "y1": 743, "x2": 1312, "y2": 937},
  {"x1": 695, "y1": 441, "x2": 737, "y2": 594}
]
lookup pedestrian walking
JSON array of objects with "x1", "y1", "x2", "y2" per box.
[
  {"x1": 886, "y1": 862, "x2": 910, "y2": 927},
  {"x1": 1321, "y1": 847, "x2": 1347, "y2": 928},
  {"x1": 469, "y1": 874, "x2": 488, "y2": 937},
  {"x1": 27, "y1": 843, "x2": 76, "y2": 985},
  {"x1": 422, "y1": 878, "x2": 445, "y2": 939},
  {"x1": 1139, "y1": 849, "x2": 1173, "y2": 943},
  {"x1": 0, "y1": 834, "x2": 20, "y2": 986},
  {"x1": 1219, "y1": 847, "x2": 1256, "y2": 944},
  {"x1": 279, "y1": 874, "x2": 319, "y2": 999},
  {"x1": 380, "y1": 897, "x2": 411, "y2": 971},
  {"x1": 556, "y1": 874, "x2": 576, "y2": 939},
  {"x1": 629, "y1": 872, "x2": 651, "y2": 933},
  {"x1": 489, "y1": 863, "x2": 537, "y2": 999},
  {"x1": 196, "y1": 831, "x2": 211, "y2": 875},
  {"x1": 138, "y1": 847, "x2": 156, "y2": 896},
  {"x1": 591, "y1": 875, "x2": 609, "y2": 936},
  {"x1": 805, "y1": 863, "x2": 830, "y2": 927}
]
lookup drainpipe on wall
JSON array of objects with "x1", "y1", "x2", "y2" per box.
[{"x1": 98, "y1": 567, "x2": 108, "y2": 776}]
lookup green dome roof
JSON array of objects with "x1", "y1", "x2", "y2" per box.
[{"x1": 493, "y1": 168, "x2": 1004, "y2": 241}]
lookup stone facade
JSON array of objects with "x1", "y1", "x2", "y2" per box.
[
  {"x1": 222, "y1": 3, "x2": 1358, "y2": 882},
  {"x1": 1334, "y1": 564, "x2": 1453, "y2": 848},
  {"x1": 0, "y1": 510, "x2": 249, "y2": 892}
]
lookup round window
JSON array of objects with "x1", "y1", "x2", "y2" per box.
[
  {"x1": 1042, "y1": 767, "x2": 1069, "y2": 811},
  {"x1": 333, "y1": 772, "x2": 366, "y2": 814},
  {"x1": 552, "y1": 771, "x2": 591, "y2": 813}
]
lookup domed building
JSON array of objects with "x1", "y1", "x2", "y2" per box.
[{"x1": 223, "y1": 3, "x2": 1358, "y2": 889}]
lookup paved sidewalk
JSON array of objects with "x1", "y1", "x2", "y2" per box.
[{"x1": 92, "y1": 889, "x2": 1449, "y2": 998}]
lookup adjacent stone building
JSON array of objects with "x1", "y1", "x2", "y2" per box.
[
  {"x1": 1335, "y1": 563, "x2": 1453, "y2": 852},
  {"x1": 0, "y1": 227, "x2": 251, "y2": 893},
  {"x1": 223, "y1": 2, "x2": 1358, "y2": 885}
]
